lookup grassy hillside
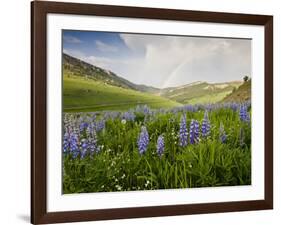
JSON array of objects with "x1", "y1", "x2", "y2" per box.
[
  {"x1": 223, "y1": 80, "x2": 251, "y2": 102},
  {"x1": 159, "y1": 81, "x2": 242, "y2": 104},
  {"x1": 63, "y1": 76, "x2": 182, "y2": 112},
  {"x1": 63, "y1": 53, "x2": 159, "y2": 93},
  {"x1": 63, "y1": 53, "x2": 247, "y2": 108}
]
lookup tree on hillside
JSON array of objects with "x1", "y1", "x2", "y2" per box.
[{"x1": 243, "y1": 76, "x2": 249, "y2": 82}]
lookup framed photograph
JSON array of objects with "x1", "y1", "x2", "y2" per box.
[{"x1": 31, "y1": 1, "x2": 273, "y2": 224}]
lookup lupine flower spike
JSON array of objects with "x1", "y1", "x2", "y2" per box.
[
  {"x1": 201, "y1": 110, "x2": 211, "y2": 138},
  {"x1": 156, "y1": 135, "x2": 165, "y2": 157},
  {"x1": 137, "y1": 126, "x2": 149, "y2": 154},
  {"x1": 190, "y1": 119, "x2": 200, "y2": 144},
  {"x1": 86, "y1": 126, "x2": 99, "y2": 156},
  {"x1": 66, "y1": 130, "x2": 80, "y2": 158},
  {"x1": 239, "y1": 104, "x2": 250, "y2": 122},
  {"x1": 80, "y1": 139, "x2": 88, "y2": 159},
  {"x1": 95, "y1": 120, "x2": 105, "y2": 132},
  {"x1": 63, "y1": 130, "x2": 70, "y2": 154},
  {"x1": 122, "y1": 111, "x2": 136, "y2": 122},
  {"x1": 179, "y1": 115, "x2": 188, "y2": 147}
]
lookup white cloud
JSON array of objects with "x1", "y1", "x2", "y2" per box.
[
  {"x1": 63, "y1": 35, "x2": 82, "y2": 44},
  {"x1": 119, "y1": 34, "x2": 251, "y2": 88},
  {"x1": 95, "y1": 40, "x2": 118, "y2": 52},
  {"x1": 63, "y1": 48, "x2": 129, "y2": 73},
  {"x1": 64, "y1": 34, "x2": 251, "y2": 88}
]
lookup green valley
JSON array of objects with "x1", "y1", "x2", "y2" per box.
[
  {"x1": 63, "y1": 53, "x2": 250, "y2": 112},
  {"x1": 63, "y1": 76, "x2": 182, "y2": 112}
]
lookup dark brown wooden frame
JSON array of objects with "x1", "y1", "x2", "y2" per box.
[{"x1": 31, "y1": 1, "x2": 273, "y2": 224}]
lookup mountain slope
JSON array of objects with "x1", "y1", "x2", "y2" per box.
[
  {"x1": 63, "y1": 53, "x2": 246, "y2": 107},
  {"x1": 222, "y1": 80, "x2": 251, "y2": 102},
  {"x1": 63, "y1": 53, "x2": 159, "y2": 93},
  {"x1": 63, "y1": 76, "x2": 182, "y2": 112},
  {"x1": 158, "y1": 81, "x2": 242, "y2": 104}
]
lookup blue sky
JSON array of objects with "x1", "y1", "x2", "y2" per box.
[
  {"x1": 63, "y1": 30, "x2": 251, "y2": 88},
  {"x1": 63, "y1": 30, "x2": 138, "y2": 59}
]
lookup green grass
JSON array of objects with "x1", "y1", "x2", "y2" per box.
[
  {"x1": 160, "y1": 82, "x2": 241, "y2": 104},
  {"x1": 63, "y1": 107, "x2": 251, "y2": 193},
  {"x1": 63, "y1": 76, "x2": 182, "y2": 112},
  {"x1": 186, "y1": 91, "x2": 232, "y2": 105}
]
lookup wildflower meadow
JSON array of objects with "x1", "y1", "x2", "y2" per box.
[{"x1": 63, "y1": 102, "x2": 251, "y2": 193}]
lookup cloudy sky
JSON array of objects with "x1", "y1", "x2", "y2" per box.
[{"x1": 63, "y1": 30, "x2": 251, "y2": 88}]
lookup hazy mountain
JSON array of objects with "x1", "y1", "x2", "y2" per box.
[{"x1": 158, "y1": 81, "x2": 242, "y2": 104}]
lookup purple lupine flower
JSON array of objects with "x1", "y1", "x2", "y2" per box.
[
  {"x1": 103, "y1": 111, "x2": 119, "y2": 120},
  {"x1": 69, "y1": 132, "x2": 80, "y2": 158},
  {"x1": 190, "y1": 119, "x2": 200, "y2": 144},
  {"x1": 230, "y1": 102, "x2": 239, "y2": 112},
  {"x1": 179, "y1": 115, "x2": 188, "y2": 147},
  {"x1": 79, "y1": 122, "x2": 89, "y2": 133},
  {"x1": 219, "y1": 122, "x2": 227, "y2": 143},
  {"x1": 95, "y1": 120, "x2": 105, "y2": 132},
  {"x1": 239, "y1": 104, "x2": 250, "y2": 122},
  {"x1": 63, "y1": 131, "x2": 70, "y2": 153},
  {"x1": 201, "y1": 110, "x2": 211, "y2": 138},
  {"x1": 137, "y1": 126, "x2": 149, "y2": 154},
  {"x1": 143, "y1": 105, "x2": 151, "y2": 115},
  {"x1": 122, "y1": 111, "x2": 136, "y2": 122},
  {"x1": 89, "y1": 136, "x2": 99, "y2": 155},
  {"x1": 80, "y1": 138, "x2": 88, "y2": 159},
  {"x1": 86, "y1": 126, "x2": 99, "y2": 155},
  {"x1": 136, "y1": 105, "x2": 151, "y2": 115},
  {"x1": 183, "y1": 105, "x2": 198, "y2": 112},
  {"x1": 86, "y1": 122, "x2": 95, "y2": 136},
  {"x1": 156, "y1": 135, "x2": 165, "y2": 157}
]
